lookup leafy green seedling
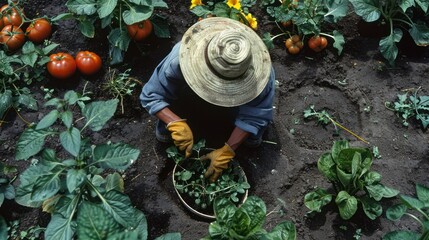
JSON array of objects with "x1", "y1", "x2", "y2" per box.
[
  {"x1": 304, "y1": 140, "x2": 398, "y2": 220},
  {"x1": 201, "y1": 196, "x2": 296, "y2": 239},
  {"x1": 386, "y1": 88, "x2": 429, "y2": 129}
]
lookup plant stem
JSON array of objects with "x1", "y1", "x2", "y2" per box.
[
  {"x1": 326, "y1": 116, "x2": 370, "y2": 144},
  {"x1": 405, "y1": 212, "x2": 424, "y2": 227}
]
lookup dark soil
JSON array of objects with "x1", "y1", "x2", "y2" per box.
[{"x1": 1, "y1": 0, "x2": 428, "y2": 240}]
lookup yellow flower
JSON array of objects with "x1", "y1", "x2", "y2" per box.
[
  {"x1": 227, "y1": 0, "x2": 241, "y2": 10},
  {"x1": 190, "y1": 0, "x2": 203, "y2": 9},
  {"x1": 245, "y1": 13, "x2": 258, "y2": 30}
]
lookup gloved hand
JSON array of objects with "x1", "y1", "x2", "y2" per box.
[
  {"x1": 200, "y1": 144, "x2": 235, "y2": 182},
  {"x1": 166, "y1": 119, "x2": 193, "y2": 158}
]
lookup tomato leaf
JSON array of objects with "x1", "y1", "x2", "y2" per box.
[
  {"x1": 82, "y1": 99, "x2": 118, "y2": 131},
  {"x1": 379, "y1": 28, "x2": 403, "y2": 66},
  {"x1": 15, "y1": 127, "x2": 52, "y2": 160},
  {"x1": 60, "y1": 127, "x2": 81, "y2": 157},
  {"x1": 349, "y1": 0, "x2": 381, "y2": 22},
  {"x1": 332, "y1": 30, "x2": 345, "y2": 55},
  {"x1": 122, "y1": 4, "x2": 152, "y2": 25},
  {"x1": 36, "y1": 110, "x2": 59, "y2": 130},
  {"x1": 93, "y1": 143, "x2": 140, "y2": 171},
  {"x1": 151, "y1": 14, "x2": 171, "y2": 38},
  {"x1": 99, "y1": 190, "x2": 137, "y2": 228},
  {"x1": 66, "y1": 0, "x2": 97, "y2": 15},
  {"x1": 45, "y1": 214, "x2": 76, "y2": 240},
  {"x1": 97, "y1": 0, "x2": 118, "y2": 18},
  {"x1": 78, "y1": 18, "x2": 95, "y2": 38},
  {"x1": 324, "y1": 0, "x2": 349, "y2": 23},
  {"x1": 409, "y1": 23, "x2": 429, "y2": 46}
]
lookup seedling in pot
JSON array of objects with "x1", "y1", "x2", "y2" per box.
[
  {"x1": 168, "y1": 139, "x2": 250, "y2": 215},
  {"x1": 304, "y1": 140, "x2": 398, "y2": 220}
]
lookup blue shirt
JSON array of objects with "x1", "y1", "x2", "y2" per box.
[{"x1": 140, "y1": 42, "x2": 275, "y2": 136}]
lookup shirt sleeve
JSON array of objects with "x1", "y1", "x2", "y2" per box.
[
  {"x1": 139, "y1": 42, "x2": 186, "y2": 115},
  {"x1": 235, "y1": 67, "x2": 276, "y2": 136}
]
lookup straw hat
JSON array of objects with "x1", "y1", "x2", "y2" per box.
[{"x1": 179, "y1": 17, "x2": 272, "y2": 107}]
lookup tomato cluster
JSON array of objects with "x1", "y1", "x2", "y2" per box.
[
  {"x1": 283, "y1": 34, "x2": 329, "y2": 55},
  {"x1": 0, "y1": 4, "x2": 52, "y2": 51},
  {"x1": 285, "y1": 35, "x2": 304, "y2": 55},
  {"x1": 47, "y1": 51, "x2": 102, "y2": 79}
]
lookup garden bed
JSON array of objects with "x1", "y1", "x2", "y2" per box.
[{"x1": 0, "y1": 0, "x2": 428, "y2": 239}]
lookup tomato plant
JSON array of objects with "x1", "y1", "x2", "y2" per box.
[
  {"x1": 0, "y1": 4, "x2": 23, "y2": 26},
  {"x1": 126, "y1": 20, "x2": 153, "y2": 41},
  {"x1": 285, "y1": 35, "x2": 303, "y2": 54},
  {"x1": 47, "y1": 52, "x2": 76, "y2": 79},
  {"x1": 26, "y1": 18, "x2": 52, "y2": 43},
  {"x1": 0, "y1": 18, "x2": 4, "y2": 30},
  {"x1": 308, "y1": 35, "x2": 328, "y2": 52},
  {"x1": 0, "y1": 24, "x2": 25, "y2": 51},
  {"x1": 75, "y1": 51, "x2": 102, "y2": 75}
]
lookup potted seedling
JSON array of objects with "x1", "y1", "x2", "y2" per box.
[{"x1": 168, "y1": 139, "x2": 250, "y2": 219}]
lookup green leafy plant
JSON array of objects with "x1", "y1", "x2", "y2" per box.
[
  {"x1": 0, "y1": 41, "x2": 59, "y2": 121},
  {"x1": 169, "y1": 139, "x2": 250, "y2": 214},
  {"x1": 264, "y1": 0, "x2": 348, "y2": 54},
  {"x1": 60, "y1": 0, "x2": 170, "y2": 65},
  {"x1": 7, "y1": 220, "x2": 45, "y2": 240},
  {"x1": 350, "y1": 0, "x2": 429, "y2": 65},
  {"x1": 12, "y1": 90, "x2": 154, "y2": 240},
  {"x1": 102, "y1": 68, "x2": 142, "y2": 114},
  {"x1": 383, "y1": 184, "x2": 429, "y2": 240},
  {"x1": 0, "y1": 162, "x2": 16, "y2": 207},
  {"x1": 201, "y1": 196, "x2": 296, "y2": 239},
  {"x1": 304, "y1": 140, "x2": 399, "y2": 220},
  {"x1": 385, "y1": 88, "x2": 429, "y2": 129}
]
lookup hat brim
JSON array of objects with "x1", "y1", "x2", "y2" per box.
[{"x1": 179, "y1": 17, "x2": 271, "y2": 107}]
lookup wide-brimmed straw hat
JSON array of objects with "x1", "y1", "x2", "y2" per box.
[{"x1": 179, "y1": 17, "x2": 272, "y2": 107}]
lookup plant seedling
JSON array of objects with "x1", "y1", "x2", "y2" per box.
[
  {"x1": 383, "y1": 184, "x2": 429, "y2": 240},
  {"x1": 304, "y1": 140, "x2": 399, "y2": 220}
]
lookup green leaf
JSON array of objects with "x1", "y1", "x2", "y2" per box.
[
  {"x1": 416, "y1": 184, "x2": 429, "y2": 203},
  {"x1": 335, "y1": 191, "x2": 358, "y2": 220},
  {"x1": 379, "y1": 28, "x2": 403, "y2": 66},
  {"x1": 213, "y1": 197, "x2": 237, "y2": 224},
  {"x1": 109, "y1": 45, "x2": 125, "y2": 65},
  {"x1": 51, "y1": 13, "x2": 75, "y2": 22},
  {"x1": 386, "y1": 204, "x2": 408, "y2": 221},
  {"x1": 349, "y1": 0, "x2": 381, "y2": 22},
  {"x1": 77, "y1": 201, "x2": 122, "y2": 239},
  {"x1": 36, "y1": 110, "x2": 60, "y2": 130},
  {"x1": 16, "y1": 93, "x2": 38, "y2": 111},
  {"x1": 324, "y1": 0, "x2": 349, "y2": 23},
  {"x1": 190, "y1": 5, "x2": 211, "y2": 16},
  {"x1": 151, "y1": 14, "x2": 171, "y2": 38},
  {"x1": 60, "y1": 127, "x2": 81, "y2": 157},
  {"x1": 266, "y1": 221, "x2": 296, "y2": 240},
  {"x1": 399, "y1": 0, "x2": 415, "y2": 12},
  {"x1": 0, "y1": 90, "x2": 13, "y2": 119},
  {"x1": 154, "y1": 232, "x2": 182, "y2": 240},
  {"x1": 383, "y1": 230, "x2": 420, "y2": 240},
  {"x1": 106, "y1": 173, "x2": 124, "y2": 192},
  {"x1": 97, "y1": 0, "x2": 118, "y2": 18},
  {"x1": 364, "y1": 171, "x2": 381, "y2": 185},
  {"x1": 152, "y1": 0, "x2": 168, "y2": 8},
  {"x1": 230, "y1": 196, "x2": 266, "y2": 237},
  {"x1": 99, "y1": 190, "x2": 137, "y2": 228},
  {"x1": 361, "y1": 196, "x2": 382, "y2": 220},
  {"x1": 108, "y1": 28, "x2": 131, "y2": 51},
  {"x1": 317, "y1": 152, "x2": 337, "y2": 181},
  {"x1": 78, "y1": 18, "x2": 95, "y2": 38},
  {"x1": 61, "y1": 110, "x2": 73, "y2": 128},
  {"x1": 366, "y1": 184, "x2": 398, "y2": 201},
  {"x1": 332, "y1": 30, "x2": 345, "y2": 55},
  {"x1": 55, "y1": 194, "x2": 81, "y2": 218},
  {"x1": 0, "y1": 216, "x2": 7, "y2": 240},
  {"x1": 43, "y1": 43, "x2": 60, "y2": 55},
  {"x1": 82, "y1": 99, "x2": 118, "y2": 131},
  {"x1": 409, "y1": 23, "x2": 429, "y2": 46},
  {"x1": 122, "y1": 4, "x2": 152, "y2": 25},
  {"x1": 31, "y1": 174, "x2": 61, "y2": 202},
  {"x1": 304, "y1": 188, "x2": 332, "y2": 212},
  {"x1": 93, "y1": 143, "x2": 140, "y2": 170},
  {"x1": 400, "y1": 194, "x2": 425, "y2": 210},
  {"x1": 66, "y1": 169, "x2": 87, "y2": 193},
  {"x1": 416, "y1": 0, "x2": 429, "y2": 12},
  {"x1": 66, "y1": 0, "x2": 97, "y2": 15},
  {"x1": 331, "y1": 140, "x2": 349, "y2": 161},
  {"x1": 336, "y1": 166, "x2": 353, "y2": 189},
  {"x1": 45, "y1": 214, "x2": 76, "y2": 240},
  {"x1": 15, "y1": 128, "x2": 52, "y2": 160}
]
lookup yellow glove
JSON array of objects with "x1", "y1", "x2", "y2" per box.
[
  {"x1": 166, "y1": 119, "x2": 193, "y2": 158},
  {"x1": 200, "y1": 144, "x2": 235, "y2": 182}
]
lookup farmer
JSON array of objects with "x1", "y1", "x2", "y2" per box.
[{"x1": 140, "y1": 17, "x2": 275, "y2": 182}]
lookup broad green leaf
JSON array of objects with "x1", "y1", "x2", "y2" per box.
[
  {"x1": 0, "y1": 216, "x2": 7, "y2": 240},
  {"x1": 386, "y1": 204, "x2": 408, "y2": 221},
  {"x1": 304, "y1": 188, "x2": 332, "y2": 212},
  {"x1": 106, "y1": 173, "x2": 125, "y2": 192},
  {"x1": 336, "y1": 166, "x2": 352, "y2": 190},
  {"x1": 351, "y1": 151, "x2": 362, "y2": 178},
  {"x1": 152, "y1": 0, "x2": 168, "y2": 8},
  {"x1": 349, "y1": 0, "x2": 381, "y2": 22},
  {"x1": 379, "y1": 28, "x2": 403, "y2": 66},
  {"x1": 416, "y1": 184, "x2": 429, "y2": 203},
  {"x1": 107, "y1": 231, "x2": 141, "y2": 240},
  {"x1": 21, "y1": 53, "x2": 38, "y2": 67},
  {"x1": 97, "y1": 0, "x2": 118, "y2": 18},
  {"x1": 64, "y1": 91, "x2": 79, "y2": 105},
  {"x1": 361, "y1": 196, "x2": 382, "y2": 220},
  {"x1": 208, "y1": 222, "x2": 224, "y2": 239},
  {"x1": 93, "y1": 143, "x2": 140, "y2": 170},
  {"x1": 324, "y1": 0, "x2": 349, "y2": 23},
  {"x1": 122, "y1": 5, "x2": 152, "y2": 25},
  {"x1": 213, "y1": 197, "x2": 237, "y2": 224},
  {"x1": 364, "y1": 171, "x2": 381, "y2": 185},
  {"x1": 15, "y1": 164, "x2": 52, "y2": 208},
  {"x1": 383, "y1": 230, "x2": 420, "y2": 240},
  {"x1": 399, "y1": 0, "x2": 415, "y2": 12},
  {"x1": 333, "y1": 30, "x2": 345, "y2": 55},
  {"x1": 36, "y1": 110, "x2": 59, "y2": 130},
  {"x1": 82, "y1": 99, "x2": 118, "y2": 131},
  {"x1": 77, "y1": 201, "x2": 122, "y2": 239},
  {"x1": 51, "y1": 13, "x2": 74, "y2": 22},
  {"x1": 134, "y1": 208, "x2": 148, "y2": 239},
  {"x1": 190, "y1": 5, "x2": 211, "y2": 16},
  {"x1": 266, "y1": 221, "x2": 296, "y2": 240},
  {"x1": 16, "y1": 93, "x2": 38, "y2": 111},
  {"x1": 60, "y1": 127, "x2": 81, "y2": 157},
  {"x1": 335, "y1": 191, "x2": 358, "y2": 220},
  {"x1": 331, "y1": 140, "x2": 349, "y2": 161},
  {"x1": 31, "y1": 174, "x2": 61, "y2": 202},
  {"x1": 318, "y1": 152, "x2": 337, "y2": 181},
  {"x1": 150, "y1": 14, "x2": 170, "y2": 38},
  {"x1": 100, "y1": 190, "x2": 137, "y2": 228},
  {"x1": 41, "y1": 148, "x2": 59, "y2": 162},
  {"x1": 409, "y1": 23, "x2": 429, "y2": 46},
  {"x1": 109, "y1": 45, "x2": 125, "y2": 65},
  {"x1": 366, "y1": 184, "x2": 397, "y2": 201},
  {"x1": 66, "y1": 0, "x2": 97, "y2": 15},
  {"x1": 108, "y1": 28, "x2": 131, "y2": 52},
  {"x1": 45, "y1": 214, "x2": 76, "y2": 240},
  {"x1": 400, "y1": 194, "x2": 425, "y2": 210},
  {"x1": 61, "y1": 110, "x2": 73, "y2": 129},
  {"x1": 15, "y1": 128, "x2": 52, "y2": 160},
  {"x1": 42, "y1": 195, "x2": 62, "y2": 213},
  {"x1": 0, "y1": 90, "x2": 13, "y2": 119},
  {"x1": 66, "y1": 169, "x2": 87, "y2": 193},
  {"x1": 78, "y1": 18, "x2": 95, "y2": 38},
  {"x1": 56, "y1": 194, "x2": 81, "y2": 218},
  {"x1": 154, "y1": 232, "x2": 182, "y2": 240},
  {"x1": 416, "y1": 0, "x2": 429, "y2": 12},
  {"x1": 230, "y1": 196, "x2": 266, "y2": 237}
]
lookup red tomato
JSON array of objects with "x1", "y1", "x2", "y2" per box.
[
  {"x1": 126, "y1": 20, "x2": 153, "y2": 41},
  {"x1": 308, "y1": 35, "x2": 328, "y2": 52},
  {"x1": 285, "y1": 35, "x2": 303, "y2": 55},
  {"x1": 75, "y1": 51, "x2": 102, "y2": 75},
  {"x1": 0, "y1": 18, "x2": 4, "y2": 30},
  {"x1": 47, "y1": 53, "x2": 77, "y2": 79},
  {"x1": 0, "y1": 5, "x2": 23, "y2": 26},
  {"x1": 0, "y1": 25, "x2": 25, "y2": 51},
  {"x1": 26, "y1": 18, "x2": 52, "y2": 43}
]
